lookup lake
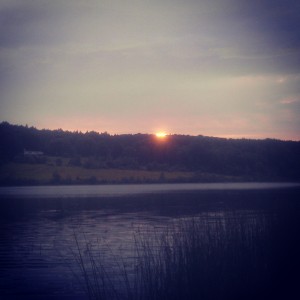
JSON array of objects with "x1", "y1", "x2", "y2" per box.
[{"x1": 0, "y1": 183, "x2": 299, "y2": 299}]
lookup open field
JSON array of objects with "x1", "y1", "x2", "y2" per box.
[
  {"x1": 0, "y1": 154, "x2": 243, "y2": 185},
  {"x1": 0, "y1": 162, "x2": 196, "y2": 185}
]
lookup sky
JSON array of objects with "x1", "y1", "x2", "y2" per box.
[{"x1": 1, "y1": 0, "x2": 300, "y2": 140}]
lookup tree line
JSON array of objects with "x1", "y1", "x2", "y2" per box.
[{"x1": 1, "y1": 121, "x2": 300, "y2": 181}]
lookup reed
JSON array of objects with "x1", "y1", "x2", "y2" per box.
[{"x1": 71, "y1": 211, "x2": 298, "y2": 300}]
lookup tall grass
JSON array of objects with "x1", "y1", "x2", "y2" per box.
[{"x1": 71, "y1": 211, "x2": 299, "y2": 300}]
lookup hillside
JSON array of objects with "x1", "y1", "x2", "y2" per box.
[{"x1": 0, "y1": 122, "x2": 299, "y2": 185}]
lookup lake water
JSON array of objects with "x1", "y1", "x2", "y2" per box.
[
  {"x1": 0, "y1": 182, "x2": 299, "y2": 198},
  {"x1": 0, "y1": 183, "x2": 299, "y2": 299}
]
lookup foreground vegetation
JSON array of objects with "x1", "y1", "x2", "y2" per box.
[
  {"x1": 71, "y1": 212, "x2": 299, "y2": 300},
  {"x1": 1, "y1": 122, "x2": 300, "y2": 184}
]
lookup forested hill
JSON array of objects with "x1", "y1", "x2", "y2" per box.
[{"x1": 0, "y1": 122, "x2": 300, "y2": 182}]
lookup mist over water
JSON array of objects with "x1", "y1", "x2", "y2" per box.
[{"x1": 1, "y1": 182, "x2": 299, "y2": 198}]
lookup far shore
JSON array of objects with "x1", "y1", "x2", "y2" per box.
[{"x1": 0, "y1": 161, "x2": 299, "y2": 187}]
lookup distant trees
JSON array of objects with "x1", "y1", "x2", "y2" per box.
[{"x1": 1, "y1": 121, "x2": 300, "y2": 181}]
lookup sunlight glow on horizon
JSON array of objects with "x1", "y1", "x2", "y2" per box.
[
  {"x1": 155, "y1": 132, "x2": 168, "y2": 139},
  {"x1": 8, "y1": 118, "x2": 300, "y2": 141}
]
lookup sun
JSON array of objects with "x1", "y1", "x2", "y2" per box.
[{"x1": 155, "y1": 132, "x2": 167, "y2": 139}]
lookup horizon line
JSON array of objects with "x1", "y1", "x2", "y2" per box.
[{"x1": 1, "y1": 120, "x2": 299, "y2": 142}]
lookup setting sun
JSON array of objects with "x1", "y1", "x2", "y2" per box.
[{"x1": 155, "y1": 132, "x2": 167, "y2": 138}]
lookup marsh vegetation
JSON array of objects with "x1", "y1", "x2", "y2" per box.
[{"x1": 71, "y1": 211, "x2": 299, "y2": 300}]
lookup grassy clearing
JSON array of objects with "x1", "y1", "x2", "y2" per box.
[
  {"x1": 0, "y1": 162, "x2": 194, "y2": 184},
  {"x1": 70, "y1": 212, "x2": 299, "y2": 300}
]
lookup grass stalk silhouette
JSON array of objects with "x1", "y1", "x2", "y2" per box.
[{"x1": 71, "y1": 212, "x2": 299, "y2": 300}]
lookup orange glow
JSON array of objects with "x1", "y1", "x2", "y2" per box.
[{"x1": 155, "y1": 132, "x2": 167, "y2": 139}]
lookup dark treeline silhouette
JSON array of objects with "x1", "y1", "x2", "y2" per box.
[{"x1": 1, "y1": 121, "x2": 300, "y2": 181}]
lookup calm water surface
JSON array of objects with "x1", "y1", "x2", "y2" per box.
[
  {"x1": 0, "y1": 183, "x2": 299, "y2": 299},
  {"x1": 0, "y1": 182, "x2": 299, "y2": 198}
]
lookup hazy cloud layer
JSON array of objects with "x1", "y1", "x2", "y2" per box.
[{"x1": 1, "y1": 0, "x2": 300, "y2": 140}]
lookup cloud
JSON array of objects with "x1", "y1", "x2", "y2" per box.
[
  {"x1": 0, "y1": 1, "x2": 62, "y2": 48},
  {"x1": 1, "y1": 0, "x2": 300, "y2": 140},
  {"x1": 280, "y1": 97, "x2": 299, "y2": 105}
]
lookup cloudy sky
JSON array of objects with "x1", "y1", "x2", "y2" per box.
[{"x1": 1, "y1": 0, "x2": 300, "y2": 140}]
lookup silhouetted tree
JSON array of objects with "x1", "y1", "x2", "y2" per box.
[{"x1": 1, "y1": 122, "x2": 300, "y2": 181}]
